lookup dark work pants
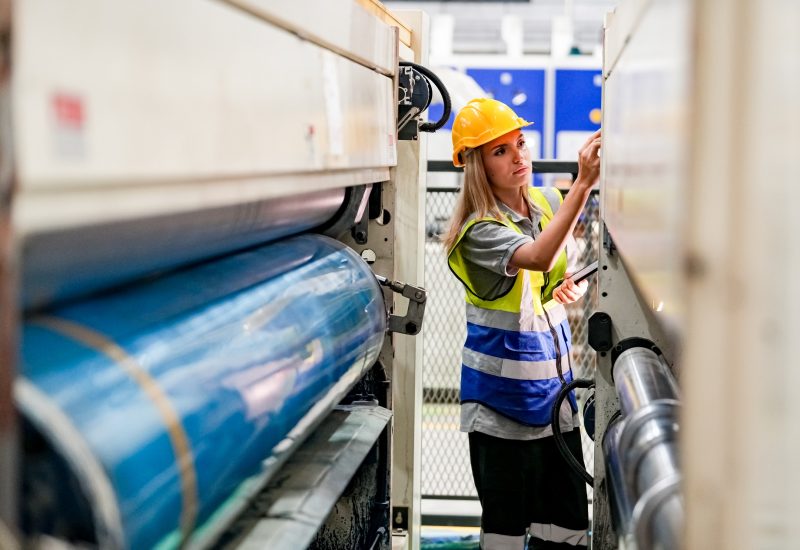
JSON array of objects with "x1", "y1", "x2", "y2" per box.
[{"x1": 468, "y1": 429, "x2": 589, "y2": 549}]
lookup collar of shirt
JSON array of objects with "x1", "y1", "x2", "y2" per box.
[{"x1": 496, "y1": 198, "x2": 542, "y2": 236}]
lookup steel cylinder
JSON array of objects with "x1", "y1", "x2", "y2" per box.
[
  {"x1": 17, "y1": 234, "x2": 386, "y2": 549},
  {"x1": 614, "y1": 347, "x2": 680, "y2": 415},
  {"x1": 602, "y1": 415, "x2": 633, "y2": 537},
  {"x1": 22, "y1": 188, "x2": 348, "y2": 309},
  {"x1": 608, "y1": 345, "x2": 684, "y2": 549}
]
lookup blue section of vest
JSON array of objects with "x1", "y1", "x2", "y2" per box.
[
  {"x1": 465, "y1": 320, "x2": 572, "y2": 362},
  {"x1": 461, "y1": 366, "x2": 577, "y2": 426}
]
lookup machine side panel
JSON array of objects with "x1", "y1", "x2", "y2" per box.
[
  {"x1": 385, "y1": 10, "x2": 427, "y2": 550},
  {"x1": 13, "y1": 0, "x2": 396, "y2": 193},
  {"x1": 602, "y1": 0, "x2": 651, "y2": 79},
  {"x1": 682, "y1": 0, "x2": 800, "y2": 548},
  {"x1": 602, "y1": 0, "x2": 692, "y2": 334},
  {"x1": 229, "y1": 0, "x2": 404, "y2": 71}
]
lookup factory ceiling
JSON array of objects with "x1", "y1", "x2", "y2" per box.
[{"x1": 385, "y1": 0, "x2": 617, "y2": 55}]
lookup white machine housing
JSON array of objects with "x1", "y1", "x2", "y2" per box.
[
  {"x1": 596, "y1": 0, "x2": 800, "y2": 548},
  {"x1": 0, "y1": 1, "x2": 429, "y2": 548}
]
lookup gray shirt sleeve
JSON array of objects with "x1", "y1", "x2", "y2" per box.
[{"x1": 458, "y1": 221, "x2": 532, "y2": 299}]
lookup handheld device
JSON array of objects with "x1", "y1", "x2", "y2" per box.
[
  {"x1": 544, "y1": 260, "x2": 599, "y2": 303},
  {"x1": 567, "y1": 260, "x2": 599, "y2": 284},
  {"x1": 570, "y1": 260, "x2": 597, "y2": 283}
]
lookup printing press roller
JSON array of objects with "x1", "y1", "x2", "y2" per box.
[
  {"x1": 17, "y1": 234, "x2": 387, "y2": 549},
  {"x1": 22, "y1": 187, "x2": 350, "y2": 309}
]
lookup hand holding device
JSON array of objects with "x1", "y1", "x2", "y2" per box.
[{"x1": 550, "y1": 260, "x2": 598, "y2": 305}]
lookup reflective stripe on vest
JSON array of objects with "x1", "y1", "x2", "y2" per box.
[{"x1": 448, "y1": 187, "x2": 576, "y2": 426}]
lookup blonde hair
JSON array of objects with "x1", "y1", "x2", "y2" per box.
[{"x1": 441, "y1": 147, "x2": 539, "y2": 252}]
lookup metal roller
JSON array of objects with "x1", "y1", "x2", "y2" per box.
[
  {"x1": 618, "y1": 401, "x2": 679, "y2": 494},
  {"x1": 602, "y1": 415, "x2": 633, "y2": 540},
  {"x1": 608, "y1": 345, "x2": 684, "y2": 549},
  {"x1": 613, "y1": 347, "x2": 680, "y2": 415},
  {"x1": 17, "y1": 234, "x2": 386, "y2": 549},
  {"x1": 21, "y1": 187, "x2": 350, "y2": 309}
]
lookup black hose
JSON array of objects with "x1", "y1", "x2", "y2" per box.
[
  {"x1": 551, "y1": 378, "x2": 594, "y2": 486},
  {"x1": 399, "y1": 61, "x2": 451, "y2": 132}
]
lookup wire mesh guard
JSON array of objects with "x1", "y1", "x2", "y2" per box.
[{"x1": 421, "y1": 188, "x2": 600, "y2": 501}]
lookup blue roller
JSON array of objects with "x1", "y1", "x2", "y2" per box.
[{"x1": 17, "y1": 234, "x2": 386, "y2": 549}]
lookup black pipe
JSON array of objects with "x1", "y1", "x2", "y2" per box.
[{"x1": 551, "y1": 378, "x2": 594, "y2": 486}]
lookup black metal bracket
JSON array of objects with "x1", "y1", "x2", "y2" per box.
[
  {"x1": 610, "y1": 337, "x2": 662, "y2": 368},
  {"x1": 317, "y1": 184, "x2": 369, "y2": 241},
  {"x1": 392, "y1": 506, "x2": 409, "y2": 531},
  {"x1": 397, "y1": 65, "x2": 431, "y2": 141},
  {"x1": 352, "y1": 214, "x2": 369, "y2": 245},
  {"x1": 603, "y1": 224, "x2": 617, "y2": 256},
  {"x1": 588, "y1": 311, "x2": 613, "y2": 352},
  {"x1": 368, "y1": 182, "x2": 384, "y2": 220}
]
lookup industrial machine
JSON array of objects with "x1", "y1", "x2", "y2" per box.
[
  {"x1": 590, "y1": 0, "x2": 800, "y2": 548},
  {"x1": 0, "y1": 1, "x2": 444, "y2": 548}
]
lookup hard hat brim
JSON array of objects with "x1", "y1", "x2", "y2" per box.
[{"x1": 452, "y1": 119, "x2": 533, "y2": 167}]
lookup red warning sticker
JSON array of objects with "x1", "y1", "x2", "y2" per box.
[
  {"x1": 53, "y1": 93, "x2": 84, "y2": 129},
  {"x1": 52, "y1": 92, "x2": 86, "y2": 158}
]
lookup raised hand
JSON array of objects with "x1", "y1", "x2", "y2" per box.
[{"x1": 574, "y1": 129, "x2": 602, "y2": 189}]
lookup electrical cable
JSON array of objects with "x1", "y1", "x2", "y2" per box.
[
  {"x1": 551, "y1": 378, "x2": 595, "y2": 486},
  {"x1": 399, "y1": 61, "x2": 451, "y2": 132}
]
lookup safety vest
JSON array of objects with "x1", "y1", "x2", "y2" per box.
[{"x1": 447, "y1": 187, "x2": 578, "y2": 426}]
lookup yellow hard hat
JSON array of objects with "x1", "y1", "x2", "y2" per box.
[{"x1": 451, "y1": 97, "x2": 533, "y2": 167}]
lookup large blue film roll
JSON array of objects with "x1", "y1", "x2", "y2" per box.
[{"x1": 18, "y1": 234, "x2": 386, "y2": 549}]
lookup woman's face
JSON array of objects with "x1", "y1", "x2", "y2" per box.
[{"x1": 479, "y1": 129, "x2": 530, "y2": 192}]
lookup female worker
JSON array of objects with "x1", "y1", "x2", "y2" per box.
[{"x1": 443, "y1": 97, "x2": 601, "y2": 550}]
